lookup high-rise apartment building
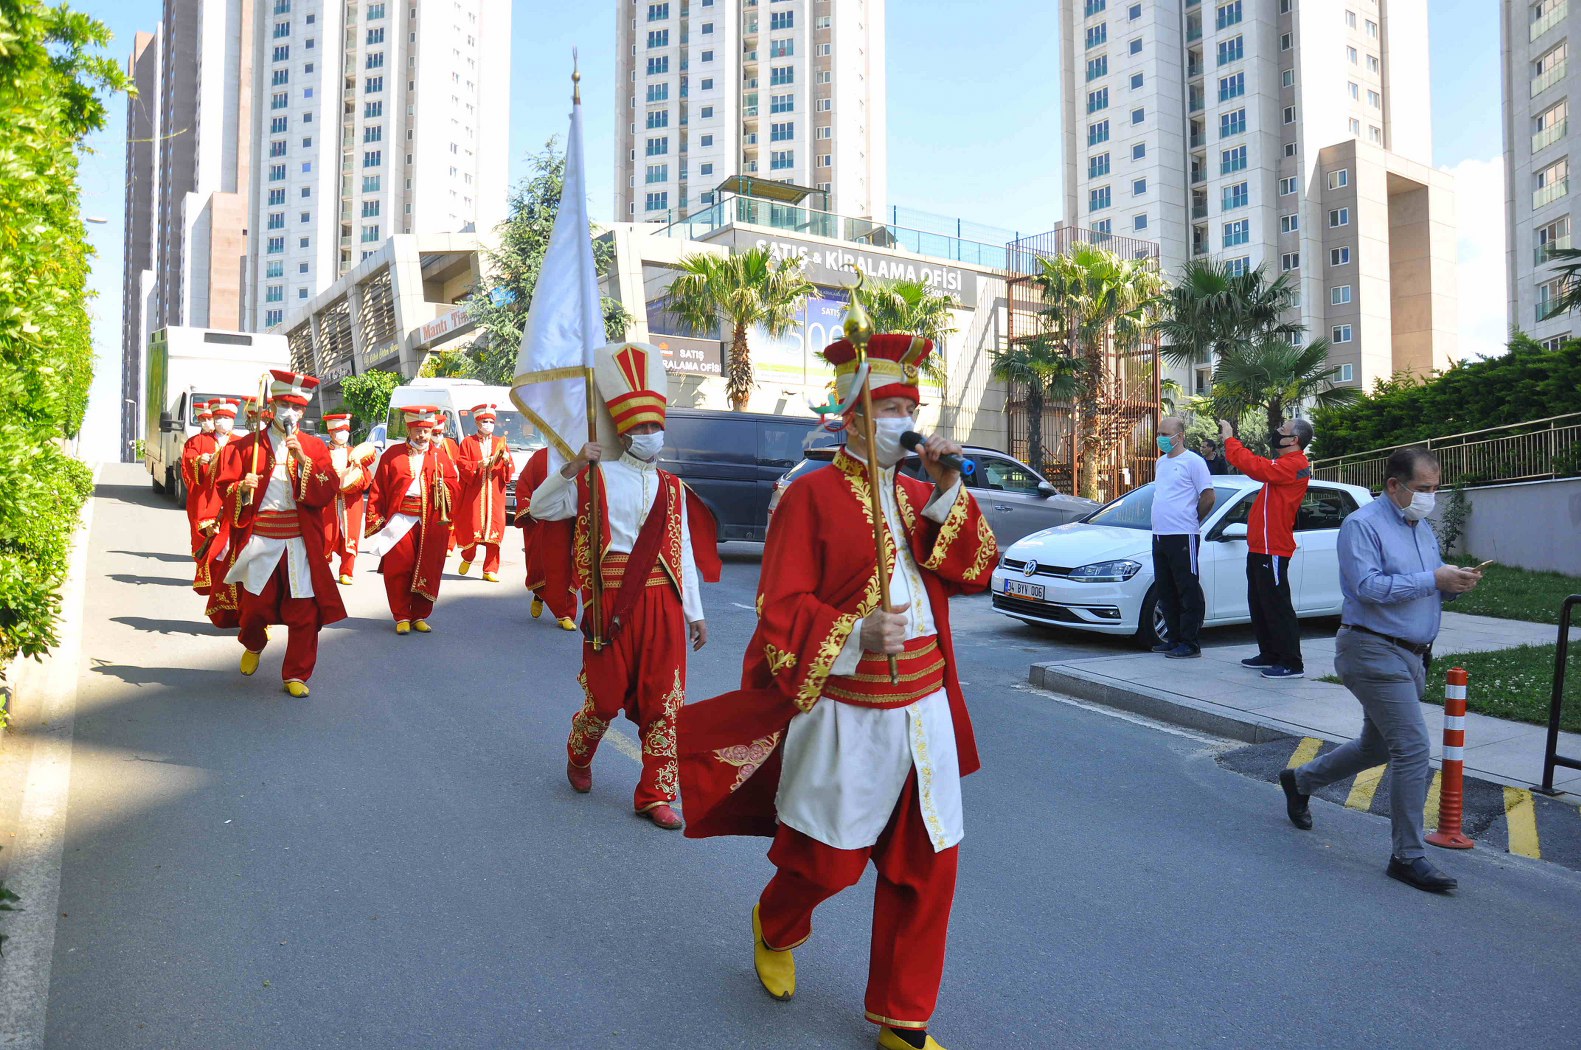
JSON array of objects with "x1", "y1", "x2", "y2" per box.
[
  {"x1": 615, "y1": 0, "x2": 887, "y2": 223},
  {"x1": 242, "y1": 0, "x2": 511, "y2": 330},
  {"x1": 1503, "y1": 0, "x2": 1576, "y2": 345},
  {"x1": 1061, "y1": 0, "x2": 1457, "y2": 393}
]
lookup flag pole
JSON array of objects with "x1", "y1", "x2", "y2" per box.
[{"x1": 571, "y1": 51, "x2": 606, "y2": 652}]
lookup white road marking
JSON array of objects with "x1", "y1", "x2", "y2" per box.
[
  {"x1": 0, "y1": 469, "x2": 97, "y2": 1048},
  {"x1": 605, "y1": 725, "x2": 643, "y2": 762},
  {"x1": 731, "y1": 602, "x2": 756, "y2": 612}
]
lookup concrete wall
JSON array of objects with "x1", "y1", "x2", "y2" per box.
[{"x1": 1439, "y1": 476, "x2": 1581, "y2": 577}]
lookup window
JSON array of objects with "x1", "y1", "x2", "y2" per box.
[
  {"x1": 1084, "y1": 0, "x2": 1106, "y2": 13},
  {"x1": 363, "y1": 150, "x2": 382, "y2": 167},
  {"x1": 646, "y1": 56, "x2": 669, "y2": 75},
  {"x1": 364, "y1": 125, "x2": 383, "y2": 142},
  {"x1": 770, "y1": 149, "x2": 793, "y2": 170},
  {"x1": 1329, "y1": 207, "x2": 1351, "y2": 227},
  {"x1": 700, "y1": 50, "x2": 714, "y2": 62},
  {"x1": 1367, "y1": 54, "x2": 1380, "y2": 73},
  {"x1": 1132, "y1": 142, "x2": 1146, "y2": 160},
  {"x1": 700, "y1": 162, "x2": 714, "y2": 176},
  {"x1": 647, "y1": 29, "x2": 669, "y2": 48},
  {"x1": 770, "y1": 121, "x2": 794, "y2": 142},
  {"x1": 1219, "y1": 108, "x2": 1246, "y2": 137},
  {"x1": 1087, "y1": 88, "x2": 1109, "y2": 113},
  {"x1": 1283, "y1": 105, "x2": 1296, "y2": 124},
  {"x1": 700, "y1": 105, "x2": 714, "y2": 118},
  {"x1": 365, "y1": 52, "x2": 384, "y2": 69},
  {"x1": 1089, "y1": 152, "x2": 1111, "y2": 178},
  {"x1": 265, "y1": 309, "x2": 284, "y2": 327},
  {"x1": 700, "y1": 78, "x2": 713, "y2": 90},
  {"x1": 1367, "y1": 89, "x2": 1382, "y2": 109},
  {"x1": 1282, "y1": 68, "x2": 1294, "y2": 88},
  {"x1": 645, "y1": 110, "x2": 669, "y2": 129},
  {"x1": 1330, "y1": 246, "x2": 1352, "y2": 266},
  {"x1": 1348, "y1": 81, "x2": 1360, "y2": 100},
  {"x1": 1218, "y1": 73, "x2": 1245, "y2": 102},
  {"x1": 815, "y1": 99, "x2": 833, "y2": 112},
  {"x1": 646, "y1": 83, "x2": 669, "y2": 103},
  {"x1": 1223, "y1": 219, "x2": 1249, "y2": 247},
  {"x1": 1130, "y1": 72, "x2": 1144, "y2": 89},
  {"x1": 647, "y1": 2, "x2": 669, "y2": 19},
  {"x1": 365, "y1": 100, "x2": 383, "y2": 118},
  {"x1": 300, "y1": 160, "x2": 311, "y2": 173},
  {"x1": 367, "y1": 3, "x2": 384, "y2": 18},
  {"x1": 1093, "y1": 218, "x2": 1112, "y2": 235},
  {"x1": 363, "y1": 175, "x2": 380, "y2": 192},
  {"x1": 1284, "y1": 142, "x2": 1297, "y2": 158},
  {"x1": 817, "y1": 154, "x2": 832, "y2": 167},
  {"x1": 770, "y1": 65, "x2": 794, "y2": 86},
  {"x1": 271, "y1": 69, "x2": 289, "y2": 86},
  {"x1": 1128, "y1": 3, "x2": 1142, "y2": 17},
  {"x1": 1347, "y1": 46, "x2": 1358, "y2": 64},
  {"x1": 365, "y1": 76, "x2": 384, "y2": 92},
  {"x1": 769, "y1": 9, "x2": 794, "y2": 30},
  {"x1": 1345, "y1": 10, "x2": 1358, "y2": 28},
  {"x1": 702, "y1": 22, "x2": 714, "y2": 35},
  {"x1": 1134, "y1": 213, "x2": 1148, "y2": 231},
  {"x1": 645, "y1": 191, "x2": 669, "y2": 212},
  {"x1": 814, "y1": 127, "x2": 831, "y2": 140},
  {"x1": 1226, "y1": 256, "x2": 1250, "y2": 277},
  {"x1": 266, "y1": 236, "x2": 285, "y2": 255},
  {"x1": 1280, "y1": 213, "x2": 1298, "y2": 233},
  {"x1": 1217, "y1": 36, "x2": 1242, "y2": 65},
  {"x1": 1216, "y1": 2, "x2": 1243, "y2": 30},
  {"x1": 1089, "y1": 186, "x2": 1113, "y2": 211},
  {"x1": 1295, "y1": 487, "x2": 1360, "y2": 532},
  {"x1": 1331, "y1": 324, "x2": 1354, "y2": 343},
  {"x1": 268, "y1": 163, "x2": 286, "y2": 182},
  {"x1": 645, "y1": 164, "x2": 668, "y2": 184},
  {"x1": 1222, "y1": 181, "x2": 1248, "y2": 209},
  {"x1": 268, "y1": 188, "x2": 286, "y2": 206},
  {"x1": 1132, "y1": 177, "x2": 1147, "y2": 195},
  {"x1": 770, "y1": 93, "x2": 794, "y2": 113},
  {"x1": 701, "y1": 133, "x2": 714, "y2": 147},
  {"x1": 645, "y1": 137, "x2": 669, "y2": 156},
  {"x1": 361, "y1": 200, "x2": 381, "y2": 218},
  {"x1": 1366, "y1": 19, "x2": 1379, "y2": 39},
  {"x1": 1086, "y1": 55, "x2": 1108, "y2": 81},
  {"x1": 1331, "y1": 285, "x2": 1353, "y2": 305},
  {"x1": 270, "y1": 116, "x2": 287, "y2": 134},
  {"x1": 1280, "y1": 252, "x2": 1300, "y2": 272},
  {"x1": 269, "y1": 140, "x2": 287, "y2": 158},
  {"x1": 1130, "y1": 107, "x2": 1145, "y2": 125},
  {"x1": 1368, "y1": 125, "x2": 1382, "y2": 144},
  {"x1": 367, "y1": 27, "x2": 384, "y2": 44},
  {"x1": 1129, "y1": 38, "x2": 1142, "y2": 55},
  {"x1": 1349, "y1": 117, "x2": 1361, "y2": 135},
  {"x1": 270, "y1": 91, "x2": 288, "y2": 111},
  {"x1": 1221, "y1": 145, "x2": 1247, "y2": 173},
  {"x1": 1085, "y1": 24, "x2": 1107, "y2": 50},
  {"x1": 266, "y1": 262, "x2": 283, "y2": 278},
  {"x1": 1537, "y1": 215, "x2": 1571, "y2": 260},
  {"x1": 266, "y1": 212, "x2": 285, "y2": 230},
  {"x1": 361, "y1": 225, "x2": 381, "y2": 243},
  {"x1": 1088, "y1": 119, "x2": 1110, "y2": 146},
  {"x1": 769, "y1": 38, "x2": 793, "y2": 58},
  {"x1": 265, "y1": 286, "x2": 283, "y2": 303},
  {"x1": 1336, "y1": 364, "x2": 1355, "y2": 383},
  {"x1": 1279, "y1": 175, "x2": 1298, "y2": 195}
]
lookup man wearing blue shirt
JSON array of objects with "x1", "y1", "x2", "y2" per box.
[{"x1": 1278, "y1": 447, "x2": 1482, "y2": 893}]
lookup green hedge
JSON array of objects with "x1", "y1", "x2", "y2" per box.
[
  {"x1": 1310, "y1": 336, "x2": 1581, "y2": 460},
  {"x1": 0, "y1": 1, "x2": 126, "y2": 680}
]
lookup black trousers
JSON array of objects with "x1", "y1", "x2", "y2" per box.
[
  {"x1": 1151, "y1": 535, "x2": 1204, "y2": 647},
  {"x1": 1247, "y1": 553, "x2": 1302, "y2": 670}
]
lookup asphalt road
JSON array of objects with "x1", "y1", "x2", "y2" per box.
[{"x1": 2, "y1": 463, "x2": 1579, "y2": 1049}]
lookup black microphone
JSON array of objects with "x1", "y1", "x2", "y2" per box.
[{"x1": 901, "y1": 430, "x2": 973, "y2": 475}]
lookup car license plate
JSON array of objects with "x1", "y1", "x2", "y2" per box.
[{"x1": 1004, "y1": 578, "x2": 1044, "y2": 601}]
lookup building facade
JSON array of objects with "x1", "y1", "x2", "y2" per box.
[
  {"x1": 614, "y1": 0, "x2": 887, "y2": 224},
  {"x1": 1504, "y1": 0, "x2": 1576, "y2": 345},
  {"x1": 242, "y1": 0, "x2": 511, "y2": 331},
  {"x1": 1060, "y1": 0, "x2": 1456, "y2": 394}
]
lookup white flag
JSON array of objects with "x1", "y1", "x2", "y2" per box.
[{"x1": 510, "y1": 90, "x2": 605, "y2": 460}]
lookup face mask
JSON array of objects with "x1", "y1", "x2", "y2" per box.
[
  {"x1": 273, "y1": 406, "x2": 303, "y2": 432},
  {"x1": 1268, "y1": 430, "x2": 1290, "y2": 451},
  {"x1": 332, "y1": 431, "x2": 349, "y2": 445},
  {"x1": 215, "y1": 418, "x2": 233, "y2": 434},
  {"x1": 200, "y1": 420, "x2": 214, "y2": 433},
  {"x1": 627, "y1": 430, "x2": 665, "y2": 460},
  {"x1": 478, "y1": 421, "x2": 495, "y2": 435},
  {"x1": 408, "y1": 434, "x2": 431, "y2": 451},
  {"x1": 1156, "y1": 435, "x2": 1174, "y2": 454},
  {"x1": 1400, "y1": 488, "x2": 1435, "y2": 522},
  {"x1": 872, "y1": 417, "x2": 912, "y2": 468}
]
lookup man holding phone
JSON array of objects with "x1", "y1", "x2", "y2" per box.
[{"x1": 1278, "y1": 447, "x2": 1482, "y2": 893}]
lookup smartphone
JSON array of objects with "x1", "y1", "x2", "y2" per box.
[{"x1": 1472, "y1": 560, "x2": 1494, "y2": 571}]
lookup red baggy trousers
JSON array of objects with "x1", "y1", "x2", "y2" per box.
[
  {"x1": 237, "y1": 558, "x2": 322, "y2": 683},
  {"x1": 461, "y1": 542, "x2": 501, "y2": 574},
  {"x1": 758, "y1": 772, "x2": 959, "y2": 1031},
  {"x1": 379, "y1": 528, "x2": 435, "y2": 622}
]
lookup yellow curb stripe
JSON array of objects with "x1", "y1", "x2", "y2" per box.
[
  {"x1": 1288, "y1": 737, "x2": 1323, "y2": 769},
  {"x1": 1424, "y1": 770, "x2": 1443, "y2": 831},
  {"x1": 1505, "y1": 787, "x2": 1542, "y2": 859},
  {"x1": 1345, "y1": 764, "x2": 1388, "y2": 812}
]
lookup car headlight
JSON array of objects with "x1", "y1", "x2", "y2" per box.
[{"x1": 1066, "y1": 559, "x2": 1142, "y2": 583}]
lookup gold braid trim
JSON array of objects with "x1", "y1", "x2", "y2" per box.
[
  {"x1": 919, "y1": 484, "x2": 972, "y2": 571},
  {"x1": 764, "y1": 643, "x2": 798, "y2": 676},
  {"x1": 964, "y1": 512, "x2": 1000, "y2": 583}
]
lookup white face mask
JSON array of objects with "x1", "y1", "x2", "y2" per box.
[
  {"x1": 1401, "y1": 489, "x2": 1435, "y2": 522},
  {"x1": 478, "y1": 421, "x2": 495, "y2": 435},
  {"x1": 332, "y1": 430, "x2": 349, "y2": 445},
  {"x1": 626, "y1": 430, "x2": 665, "y2": 461},
  {"x1": 408, "y1": 433, "x2": 431, "y2": 451},
  {"x1": 871, "y1": 417, "x2": 912, "y2": 468},
  {"x1": 214, "y1": 417, "x2": 233, "y2": 434},
  {"x1": 200, "y1": 419, "x2": 214, "y2": 433},
  {"x1": 273, "y1": 405, "x2": 303, "y2": 432}
]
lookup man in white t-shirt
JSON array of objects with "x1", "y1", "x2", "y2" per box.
[{"x1": 1150, "y1": 417, "x2": 1216, "y2": 658}]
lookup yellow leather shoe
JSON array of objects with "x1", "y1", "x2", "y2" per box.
[
  {"x1": 876, "y1": 1027, "x2": 946, "y2": 1050},
  {"x1": 752, "y1": 905, "x2": 795, "y2": 1001},
  {"x1": 482, "y1": 571, "x2": 499, "y2": 583},
  {"x1": 557, "y1": 616, "x2": 577, "y2": 632},
  {"x1": 458, "y1": 559, "x2": 473, "y2": 576},
  {"x1": 240, "y1": 650, "x2": 261, "y2": 676},
  {"x1": 338, "y1": 573, "x2": 353, "y2": 586},
  {"x1": 395, "y1": 620, "x2": 411, "y2": 636},
  {"x1": 531, "y1": 597, "x2": 544, "y2": 618},
  {"x1": 413, "y1": 619, "x2": 432, "y2": 633},
  {"x1": 284, "y1": 680, "x2": 310, "y2": 698}
]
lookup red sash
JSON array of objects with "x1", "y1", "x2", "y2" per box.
[
  {"x1": 823, "y1": 636, "x2": 946, "y2": 708},
  {"x1": 594, "y1": 472, "x2": 674, "y2": 642}
]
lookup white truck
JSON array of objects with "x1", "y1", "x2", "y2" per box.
[{"x1": 144, "y1": 326, "x2": 290, "y2": 505}]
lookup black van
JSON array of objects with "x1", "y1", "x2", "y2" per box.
[{"x1": 659, "y1": 408, "x2": 838, "y2": 542}]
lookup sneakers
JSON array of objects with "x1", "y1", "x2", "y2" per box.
[
  {"x1": 1164, "y1": 643, "x2": 1202, "y2": 659},
  {"x1": 1261, "y1": 665, "x2": 1305, "y2": 680},
  {"x1": 1241, "y1": 654, "x2": 1277, "y2": 669}
]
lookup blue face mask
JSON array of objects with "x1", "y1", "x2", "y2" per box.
[{"x1": 1157, "y1": 435, "x2": 1175, "y2": 454}]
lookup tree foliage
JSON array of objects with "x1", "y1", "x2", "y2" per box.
[
  {"x1": 340, "y1": 369, "x2": 402, "y2": 442},
  {"x1": 466, "y1": 140, "x2": 631, "y2": 385},
  {"x1": 0, "y1": 1, "x2": 127, "y2": 675},
  {"x1": 1209, "y1": 335, "x2": 1362, "y2": 436},
  {"x1": 850, "y1": 277, "x2": 958, "y2": 386},
  {"x1": 989, "y1": 335, "x2": 1086, "y2": 477},
  {"x1": 1153, "y1": 259, "x2": 1302, "y2": 368}
]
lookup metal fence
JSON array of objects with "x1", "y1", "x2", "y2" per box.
[{"x1": 1311, "y1": 413, "x2": 1581, "y2": 491}]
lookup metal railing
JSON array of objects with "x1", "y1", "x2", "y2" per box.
[
  {"x1": 1535, "y1": 176, "x2": 1570, "y2": 209},
  {"x1": 1540, "y1": 595, "x2": 1581, "y2": 794},
  {"x1": 1532, "y1": 1, "x2": 1567, "y2": 42},
  {"x1": 1534, "y1": 118, "x2": 1568, "y2": 153},
  {"x1": 1535, "y1": 236, "x2": 1571, "y2": 265},
  {"x1": 1311, "y1": 413, "x2": 1581, "y2": 491},
  {"x1": 1532, "y1": 60, "x2": 1568, "y2": 98}
]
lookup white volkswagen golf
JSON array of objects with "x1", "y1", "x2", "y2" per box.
[{"x1": 989, "y1": 475, "x2": 1374, "y2": 646}]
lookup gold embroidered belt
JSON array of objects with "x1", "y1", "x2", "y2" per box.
[
  {"x1": 253, "y1": 509, "x2": 302, "y2": 540},
  {"x1": 399, "y1": 494, "x2": 424, "y2": 515},
  {"x1": 825, "y1": 636, "x2": 946, "y2": 708},
  {"x1": 600, "y1": 551, "x2": 670, "y2": 589}
]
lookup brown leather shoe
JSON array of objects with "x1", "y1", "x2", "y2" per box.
[
  {"x1": 645, "y1": 803, "x2": 684, "y2": 830},
  {"x1": 566, "y1": 760, "x2": 592, "y2": 794}
]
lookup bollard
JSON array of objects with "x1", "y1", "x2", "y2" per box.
[{"x1": 1427, "y1": 667, "x2": 1476, "y2": 850}]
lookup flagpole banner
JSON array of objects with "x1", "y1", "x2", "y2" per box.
[{"x1": 510, "y1": 90, "x2": 608, "y2": 460}]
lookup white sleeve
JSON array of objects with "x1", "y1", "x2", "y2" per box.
[
  {"x1": 529, "y1": 468, "x2": 578, "y2": 521},
  {"x1": 1191, "y1": 455, "x2": 1213, "y2": 494},
  {"x1": 680, "y1": 494, "x2": 704, "y2": 622},
  {"x1": 923, "y1": 480, "x2": 965, "y2": 524},
  {"x1": 829, "y1": 627, "x2": 865, "y2": 676}
]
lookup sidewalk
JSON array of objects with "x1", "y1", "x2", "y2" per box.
[{"x1": 1030, "y1": 612, "x2": 1581, "y2": 797}]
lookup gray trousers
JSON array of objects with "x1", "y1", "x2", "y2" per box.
[{"x1": 1293, "y1": 629, "x2": 1431, "y2": 859}]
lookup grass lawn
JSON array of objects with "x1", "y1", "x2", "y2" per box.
[
  {"x1": 1448, "y1": 559, "x2": 1581, "y2": 625},
  {"x1": 1322, "y1": 645, "x2": 1581, "y2": 733}
]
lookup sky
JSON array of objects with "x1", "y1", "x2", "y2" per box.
[{"x1": 72, "y1": 0, "x2": 1507, "y2": 462}]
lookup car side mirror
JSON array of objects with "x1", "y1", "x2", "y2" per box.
[
  {"x1": 1036, "y1": 481, "x2": 1057, "y2": 499},
  {"x1": 1219, "y1": 523, "x2": 1249, "y2": 541}
]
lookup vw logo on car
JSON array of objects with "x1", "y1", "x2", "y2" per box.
[{"x1": 1022, "y1": 559, "x2": 1039, "y2": 578}]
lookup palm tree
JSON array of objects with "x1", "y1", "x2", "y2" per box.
[
  {"x1": 1210, "y1": 335, "x2": 1363, "y2": 436},
  {"x1": 1153, "y1": 259, "x2": 1304, "y2": 368},
  {"x1": 989, "y1": 336, "x2": 1086, "y2": 476},
  {"x1": 1541, "y1": 245, "x2": 1581, "y2": 319},
  {"x1": 850, "y1": 277, "x2": 958, "y2": 387},
  {"x1": 1034, "y1": 244, "x2": 1163, "y2": 499},
  {"x1": 664, "y1": 248, "x2": 815, "y2": 410}
]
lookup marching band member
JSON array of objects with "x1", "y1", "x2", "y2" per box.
[
  {"x1": 362, "y1": 406, "x2": 461, "y2": 634},
  {"x1": 455, "y1": 403, "x2": 513, "y2": 582},
  {"x1": 322, "y1": 413, "x2": 374, "y2": 585},
  {"x1": 514, "y1": 446, "x2": 578, "y2": 631},
  {"x1": 179, "y1": 400, "x2": 218, "y2": 554}
]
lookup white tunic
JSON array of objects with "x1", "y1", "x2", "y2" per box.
[
  {"x1": 360, "y1": 449, "x2": 425, "y2": 558},
  {"x1": 775, "y1": 458, "x2": 965, "y2": 853},
  {"x1": 531, "y1": 452, "x2": 704, "y2": 623},
  {"x1": 223, "y1": 431, "x2": 315, "y2": 599}
]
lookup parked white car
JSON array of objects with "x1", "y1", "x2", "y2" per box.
[{"x1": 989, "y1": 475, "x2": 1374, "y2": 646}]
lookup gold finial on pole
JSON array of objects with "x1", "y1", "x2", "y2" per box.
[{"x1": 572, "y1": 48, "x2": 581, "y2": 105}]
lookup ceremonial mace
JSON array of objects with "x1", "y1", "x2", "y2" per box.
[
  {"x1": 240, "y1": 372, "x2": 269, "y2": 512},
  {"x1": 843, "y1": 269, "x2": 901, "y2": 685}
]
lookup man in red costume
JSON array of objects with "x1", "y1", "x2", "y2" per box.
[
  {"x1": 322, "y1": 412, "x2": 374, "y2": 585},
  {"x1": 679, "y1": 334, "x2": 998, "y2": 1050},
  {"x1": 455, "y1": 402, "x2": 513, "y2": 582},
  {"x1": 208, "y1": 371, "x2": 347, "y2": 697},
  {"x1": 179, "y1": 401, "x2": 219, "y2": 554},
  {"x1": 362, "y1": 406, "x2": 461, "y2": 634},
  {"x1": 191, "y1": 398, "x2": 241, "y2": 597},
  {"x1": 513, "y1": 446, "x2": 578, "y2": 630},
  {"x1": 530, "y1": 341, "x2": 721, "y2": 830}
]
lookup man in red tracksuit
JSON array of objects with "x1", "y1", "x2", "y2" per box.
[{"x1": 1221, "y1": 417, "x2": 1313, "y2": 680}]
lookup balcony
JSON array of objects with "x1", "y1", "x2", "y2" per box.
[
  {"x1": 1532, "y1": 2, "x2": 1567, "y2": 42},
  {"x1": 1535, "y1": 119, "x2": 1568, "y2": 153},
  {"x1": 1532, "y1": 60, "x2": 1567, "y2": 97},
  {"x1": 1189, "y1": 92, "x2": 1204, "y2": 114},
  {"x1": 1186, "y1": 24, "x2": 1202, "y2": 43},
  {"x1": 1536, "y1": 237, "x2": 1572, "y2": 264},
  {"x1": 1189, "y1": 131, "x2": 1206, "y2": 148},
  {"x1": 1535, "y1": 177, "x2": 1570, "y2": 209},
  {"x1": 1191, "y1": 203, "x2": 1208, "y2": 219}
]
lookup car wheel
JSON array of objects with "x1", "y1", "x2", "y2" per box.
[{"x1": 1135, "y1": 586, "x2": 1164, "y2": 648}]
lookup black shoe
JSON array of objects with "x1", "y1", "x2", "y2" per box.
[
  {"x1": 1165, "y1": 643, "x2": 1201, "y2": 659},
  {"x1": 1151, "y1": 641, "x2": 1175, "y2": 653},
  {"x1": 1279, "y1": 769, "x2": 1313, "y2": 830},
  {"x1": 1241, "y1": 654, "x2": 1276, "y2": 669},
  {"x1": 1387, "y1": 855, "x2": 1457, "y2": 893}
]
